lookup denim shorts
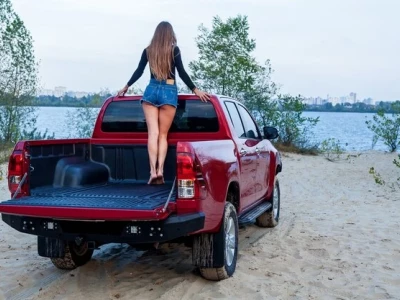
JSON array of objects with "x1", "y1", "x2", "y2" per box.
[{"x1": 141, "y1": 79, "x2": 178, "y2": 108}]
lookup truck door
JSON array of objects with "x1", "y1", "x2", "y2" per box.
[
  {"x1": 224, "y1": 101, "x2": 260, "y2": 208},
  {"x1": 235, "y1": 104, "x2": 267, "y2": 203}
]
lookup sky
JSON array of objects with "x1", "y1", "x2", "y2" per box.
[{"x1": 12, "y1": 0, "x2": 400, "y2": 101}]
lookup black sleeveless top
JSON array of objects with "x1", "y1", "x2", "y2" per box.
[{"x1": 127, "y1": 46, "x2": 196, "y2": 91}]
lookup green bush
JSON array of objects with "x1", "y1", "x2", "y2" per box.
[
  {"x1": 369, "y1": 154, "x2": 400, "y2": 189},
  {"x1": 270, "y1": 95, "x2": 320, "y2": 153},
  {"x1": 319, "y1": 138, "x2": 345, "y2": 161},
  {"x1": 366, "y1": 101, "x2": 400, "y2": 152}
]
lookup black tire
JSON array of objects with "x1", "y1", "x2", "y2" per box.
[
  {"x1": 51, "y1": 241, "x2": 94, "y2": 270},
  {"x1": 198, "y1": 202, "x2": 239, "y2": 281},
  {"x1": 256, "y1": 177, "x2": 280, "y2": 228}
]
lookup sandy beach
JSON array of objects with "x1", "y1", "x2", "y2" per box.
[{"x1": 0, "y1": 151, "x2": 399, "y2": 300}]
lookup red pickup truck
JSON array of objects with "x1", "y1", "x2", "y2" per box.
[{"x1": 0, "y1": 94, "x2": 282, "y2": 281}]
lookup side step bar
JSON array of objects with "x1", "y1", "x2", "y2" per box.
[{"x1": 238, "y1": 202, "x2": 272, "y2": 226}]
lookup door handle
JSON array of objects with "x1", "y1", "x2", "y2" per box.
[{"x1": 240, "y1": 149, "x2": 247, "y2": 156}]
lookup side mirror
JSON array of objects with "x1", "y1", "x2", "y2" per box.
[{"x1": 263, "y1": 126, "x2": 279, "y2": 140}]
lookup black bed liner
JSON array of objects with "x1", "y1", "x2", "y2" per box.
[{"x1": 1, "y1": 182, "x2": 176, "y2": 210}]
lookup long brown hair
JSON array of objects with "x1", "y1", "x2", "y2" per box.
[{"x1": 146, "y1": 21, "x2": 177, "y2": 81}]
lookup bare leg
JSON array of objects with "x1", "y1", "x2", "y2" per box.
[
  {"x1": 157, "y1": 104, "x2": 177, "y2": 182},
  {"x1": 142, "y1": 102, "x2": 160, "y2": 184}
]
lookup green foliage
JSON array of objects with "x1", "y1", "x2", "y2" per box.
[
  {"x1": 394, "y1": 154, "x2": 400, "y2": 182},
  {"x1": 394, "y1": 155, "x2": 400, "y2": 169},
  {"x1": 369, "y1": 167, "x2": 385, "y2": 185},
  {"x1": 189, "y1": 15, "x2": 261, "y2": 98},
  {"x1": 0, "y1": 141, "x2": 13, "y2": 180},
  {"x1": 365, "y1": 101, "x2": 400, "y2": 152},
  {"x1": 0, "y1": 0, "x2": 48, "y2": 144},
  {"x1": 189, "y1": 14, "x2": 319, "y2": 153},
  {"x1": 244, "y1": 60, "x2": 278, "y2": 127},
  {"x1": 319, "y1": 138, "x2": 345, "y2": 161},
  {"x1": 270, "y1": 94, "x2": 319, "y2": 149},
  {"x1": 21, "y1": 128, "x2": 55, "y2": 140},
  {"x1": 177, "y1": 81, "x2": 192, "y2": 94},
  {"x1": 65, "y1": 103, "x2": 99, "y2": 138},
  {"x1": 369, "y1": 155, "x2": 400, "y2": 188},
  {"x1": 127, "y1": 85, "x2": 143, "y2": 96}
]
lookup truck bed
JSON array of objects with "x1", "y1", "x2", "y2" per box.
[
  {"x1": 26, "y1": 182, "x2": 176, "y2": 209},
  {"x1": 0, "y1": 182, "x2": 176, "y2": 220}
]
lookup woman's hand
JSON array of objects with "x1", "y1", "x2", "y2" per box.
[
  {"x1": 117, "y1": 85, "x2": 128, "y2": 97},
  {"x1": 193, "y1": 88, "x2": 211, "y2": 102}
]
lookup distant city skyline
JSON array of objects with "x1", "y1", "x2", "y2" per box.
[{"x1": 38, "y1": 86, "x2": 388, "y2": 107}]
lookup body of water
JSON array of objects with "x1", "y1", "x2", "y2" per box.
[{"x1": 34, "y1": 107, "x2": 390, "y2": 152}]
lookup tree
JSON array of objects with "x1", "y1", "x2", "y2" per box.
[
  {"x1": 324, "y1": 102, "x2": 333, "y2": 110},
  {"x1": 0, "y1": 0, "x2": 46, "y2": 144},
  {"x1": 64, "y1": 91, "x2": 110, "y2": 138},
  {"x1": 334, "y1": 103, "x2": 343, "y2": 112},
  {"x1": 243, "y1": 60, "x2": 278, "y2": 127},
  {"x1": 177, "y1": 81, "x2": 192, "y2": 94},
  {"x1": 366, "y1": 101, "x2": 400, "y2": 152},
  {"x1": 127, "y1": 84, "x2": 143, "y2": 96},
  {"x1": 272, "y1": 94, "x2": 320, "y2": 148},
  {"x1": 65, "y1": 104, "x2": 99, "y2": 138},
  {"x1": 189, "y1": 15, "x2": 261, "y2": 99}
]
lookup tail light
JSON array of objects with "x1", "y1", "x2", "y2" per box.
[
  {"x1": 8, "y1": 142, "x2": 29, "y2": 198},
  {"x1": 177, "y1": 153, "x2": 196, "y2": 198},
  {"x1": 176, "y1": 143, "x2": 199, "y2": 199}
]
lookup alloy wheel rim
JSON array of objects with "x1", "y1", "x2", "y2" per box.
[
  {"x1": 225, "y1": 216, "x2": 236, "y2": 266},
  {"x1": 273, "y1": 184, "x2": 279, "y2": 219}
]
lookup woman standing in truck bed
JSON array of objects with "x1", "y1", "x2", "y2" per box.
[{"x1": 117, "y1": 21, "x2": 210, "y2": 185}]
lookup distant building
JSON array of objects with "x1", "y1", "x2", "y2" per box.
[
  {"x1": 66, "y1": 91, "x2": 89, "y2": 98},
  {"x1": 54, "y1": 86, "x2": 66, "y2": 97},
  {"x1": 38, "y1": 89, "x2": 54, "y2": 96},
  {"x1": 76, "y1": 92, "x2": 90, "y2": 98},
  {"x1": 38, "y1": 86, "x2": 90, "y2": 99},
  {"x1": 363, "y1": 98, "x2": 373, "y2": 105},
  {"x1": 328, "y1": 96, "x2": 340, "y2": 105},
  {"x1": 350, "y1": 92, "x2": 357, "y2": 103}
]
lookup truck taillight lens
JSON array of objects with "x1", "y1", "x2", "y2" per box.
[
  {"x1": 8, "y1": 149, "x2": 28, "y2": 197},
  {"x1": 9, "y1": 152, "x2": 23, "y2": 174},
  {"x1": 178, "y1": 179, "x2": 195, "y2": 198},
  {"x1": 177, "y1": 153, "x2": 196, "y2": 199}
]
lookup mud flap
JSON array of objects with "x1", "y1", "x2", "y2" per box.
[
  {"x1": 192, "y1": 230, "x2": 225, "y2": 268},
  {"x1": 38, "y1": 236, "x2": 65, "y2": 258}
]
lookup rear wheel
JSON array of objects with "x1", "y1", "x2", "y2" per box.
[
  {"x1": 51, "y1": 241, "x2": 94, "y2": 270},
  {"x1": 256, "y1": 177, "x2": 280, "y2": 228},
  {"x1": 194, "y1": 202, "x2": 238, "y2": 281}
]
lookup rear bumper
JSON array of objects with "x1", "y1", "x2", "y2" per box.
[{"x1": 1, "y1": 212, "x2": 205, "y2": 244}]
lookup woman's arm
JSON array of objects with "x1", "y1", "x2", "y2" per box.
[
  {"x1": 174, "y1": 46, "x2": 210, "y2": 101},
  {"x1": 174, "y1": 46, "x2": 196, "y2": 91},
  {"x1": 117, "y1": 49, "x2": 148, "y2": 96},
  {"x1": 127, "y1": 49, "x2": 148, "y2": 87}
]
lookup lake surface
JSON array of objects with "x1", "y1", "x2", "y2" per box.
[{"x1": 34, "y1": 107, "x2": 391, "y2": 152}]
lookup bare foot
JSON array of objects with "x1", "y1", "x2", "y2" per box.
[
  {"x1": 156, "y1": 170, "x2": 164, "y2": 184},
  {"x1": 148, "y1": 172, "x2": 158, "y2": 185}
]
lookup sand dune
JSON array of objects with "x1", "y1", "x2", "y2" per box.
[{"x1": 0, "y1": 151, "x2": 399, "y2": 300}]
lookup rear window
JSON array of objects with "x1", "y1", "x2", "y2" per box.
[{"x1": 101, "y1": 100, "x2": 219, "y2": 132}]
